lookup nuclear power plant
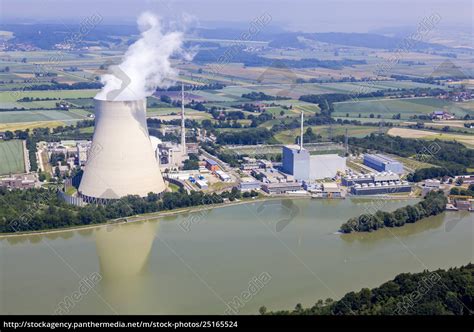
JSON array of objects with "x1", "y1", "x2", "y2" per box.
[{"x1": 78, "y1": 98, "x2": 166, "y2": 203}]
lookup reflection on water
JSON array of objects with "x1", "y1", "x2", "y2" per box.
[
  {"x1": 0, "y1": 198, "x2": 472, "y2": 315},
  {"x1": 94, "y1": 221, "x2": 159, "y2": 314}
]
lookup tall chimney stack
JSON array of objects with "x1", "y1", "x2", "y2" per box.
[
  {"x1": 181, "y1": 83, "x2": 186, "y2": 154},
  {"x1": 300, "y1": 111, "x2": 304, "y2": 150}
]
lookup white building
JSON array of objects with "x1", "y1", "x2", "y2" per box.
[
  {"x1": 309, "y1": 154, "x2": 346, "y2": 180},
  {"x1": 215, "y1": 170, "x2": 231, "y2": 182}
]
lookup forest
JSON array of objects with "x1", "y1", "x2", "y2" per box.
[
  {"x1": 339, "y1": 191, "x2": 447, "y2": 233},
  {"x1": 260, "y1": 263, "x2": 473, "y2": 315}
]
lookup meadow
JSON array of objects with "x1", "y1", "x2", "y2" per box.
[
  {"x1": 0, "y1": 139, "x2": 25, "y2": 175},
  {"x1": 274, "y1": 125, "x2": 385, "y2": 144},
  {"x1": 333, "y1": 97, "x2": 474, "y2": 120},
  {"x1": 387, "y1": 127, "x2": 474, "y2": 148}
]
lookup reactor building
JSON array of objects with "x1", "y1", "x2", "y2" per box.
[
  {"x1": 281, "y1": 112, "x2": 346, "y2": 181},
  {"x1": 78, "y1": 98, "x2": 166, "y2": 203}
]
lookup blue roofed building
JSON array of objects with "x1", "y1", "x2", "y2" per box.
[{"x1": 363, "y1": 154, "x2": 404, "y2": 174}]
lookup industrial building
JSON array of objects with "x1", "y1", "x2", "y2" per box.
[
  {"x1": 239, "y1": 177, "x2": 261, "y2": 191},
  {"x1": 309, "y1": 154, "x2": 346, "y2": 180},
  {"x1": 205, "y1": 158, "x2": 219, "y2": 172},
  {"x1": 350, "y1": 181, "x2": 411, "y2": 195},
  {"x1": 282, "y1": 145, "x2": 346, "y2": 181},
  {"x1": 76, "y1": 141, "x2": 91, "y2": 166},
  {"x1": 215, "y1": 170, "x2": 231, "y2": 182},
  {"x1": 363, "y1": 154, "x2": 404, "y2": 174},
  {"x1": 282, "y1": 145, "x2": 310, "y2": 181},
  {"x1": 342, "y1": 171, "x2": 412, "y2": 196},
  {"x1": 341, "y1": 172, "x2": 400, "y2": 186},
  {"x1": 78, "y1": 99, "x2": 166, "y2": 203},
  {"x1": 281, "y1": 112, "x2": 345, "y2": 181},
  {"x1": 261, "y1": 182, "x2": 302, "y2": 194},
  {"x1": 0, "y1": 174, "x2": 38, "y2": 189},
  {"x1": 195, "y1": 180, "x2": 208, "y2": 189}
]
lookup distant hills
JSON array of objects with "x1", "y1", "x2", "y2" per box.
[
  {"x1": 0, "y1": 23, "x2": 453, "y2": 52},
  {"x1": 270, "y1": 32, "x2": 449, "y2": 51}
]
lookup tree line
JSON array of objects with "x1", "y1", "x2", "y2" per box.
[
  {"x1": 0, "y1": 187, "x2": 250, "y2": 233},
  {"x1": 260, "y1": 263, "x2": 473, "y2": 315},
  {"x1": 339, "y1": 191, "x2": 447, "y2": 233}
]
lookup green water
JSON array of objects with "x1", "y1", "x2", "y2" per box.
[{"x1": 0, "y1": 198, "x2": 472, "y2": 314}]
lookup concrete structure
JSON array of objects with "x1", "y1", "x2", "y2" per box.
[
  {"x1": 186, "y1": 142, "x2": 199, "y2": 154},
  {"x1": 262, "y1": 182, "x2": 302, "y2": 194},
  {"x1": 455, "y1": 175, "x2": 474, "y2": 185},
  {"x1": 363, "y1": 154, "x2": 404, "y2": 174},
  {"x1": 253, "y1": 168, "x2": 289, "y2": 184},
  {"x1": 322, "y1": 182, "x2": 342, "y2": 198},
  {"x1": 342, "y1": 172, "x2": 400, "y2": 186},
  {"x1": 196, "y1": 180, "x2": 208, "y2": 189},
  {"x1": 215, "y1": 170, "x2": 231, "y2": 182},
  {"x1": 424, "y1": 179, "x2": 441, "y2": 188},
  {"x1": 351, "y1": 181, "x2": 411, "y2": 195},
  {"x1": 281, "y1": 145, "x2": 310, "y2": 181},
  {"x1": 0, "y1": 174, "x2": 38, "y2": 189},
  {"x1": 79, "y1": 99, "x2": 166, "y2": 203},
  {"x1": 239, "y1": 177, "x2": 261, "y2": 191},
  {"x1": 157, "y1": 141, "x2": 187, "y2": 169},
  {"x1": 310, "y1": 154, "x2": 346, "y2": 180},
  {"x1": 76, "y1": 141, "x2": 91, "y2": 166},
  {"x1": 454, "y1": 199, "x2": 472, "y2": 210}
]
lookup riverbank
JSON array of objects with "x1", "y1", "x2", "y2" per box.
[
  {"x1": 0, "y1": 195, "x2": 300, "y2": 238},
  {"x1": 0, "y1": 194, "x2": 421, "y2": 239}
]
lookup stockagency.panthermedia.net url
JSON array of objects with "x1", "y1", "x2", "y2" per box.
[{"x1": 3, "y1": 320, "x2": 239, "y2": 330}]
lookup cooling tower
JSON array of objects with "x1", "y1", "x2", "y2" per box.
[{"x1": 78, "y1": 98, "x2": 166, "y2": 202}]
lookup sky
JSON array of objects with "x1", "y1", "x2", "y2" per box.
[{"x1": 0, "y1": 0, "x2": 472, "y2": 33}]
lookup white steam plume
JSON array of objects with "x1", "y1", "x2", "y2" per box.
[{"x1": 95, "y1": 12, "x2": 183, "y2": 101}]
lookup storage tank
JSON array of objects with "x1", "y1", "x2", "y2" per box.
[{"x1": 79, "y1": 98, "x2": 166, "y2": 202}]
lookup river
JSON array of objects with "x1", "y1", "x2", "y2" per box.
[{"x1": 0, "y1": 198, "x2": 472, "y2": 314}]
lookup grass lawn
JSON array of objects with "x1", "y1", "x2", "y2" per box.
[
  {"x1": 167, "y1": 183, "x2": 180, "y2": 192},
  {"x1": 274, "y1": 125, "x2": 384, "y2": 144},
  {"x1": 0, "y1": 139, "x2": 25, "y2": 175}
]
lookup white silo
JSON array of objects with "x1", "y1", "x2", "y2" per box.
[{"x1": 78, "y1": 98, "x2": 166, "y2": 203}]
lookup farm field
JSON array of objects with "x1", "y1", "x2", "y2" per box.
[
  {"x1": 0, "y1": 89, "x2": 99, "y2": 108},
  {"x1": 333, "y1": 97, "x2": 474, "y2": 120},
  {"x1": 389, "y1": 155, "x2": 438, "y2": 171},
  {"x1": 0, "y1": 109, "x2": 87, "y2": 123},
  {"x1": 0, "y1": 139, "x2": 25, "y2": 175},
  {"x1": 387, "y1": 127, "x2": 474, "y2": 148},
  {"x1": 274, "y1": 125, "x2": 384, "y2": 144},
  {"x1": 0, "y1": 120, "x2": 69, "y2": 132}
]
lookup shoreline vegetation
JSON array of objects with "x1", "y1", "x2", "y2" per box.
[
  {"x1": 259, "y1": 263, "x2": 474, "y2": 315},
  {"x1": 339, "y1": 191, "x2": 447, "y2": 233},
  {"x1": 0, "y1": 191, "x2": 422, "y2": 238},
  {"x1": 0, "y1": 186, "x2": 258, "y2": 237},
  {"x1": 0, "y1": 196, "x2": 270, "y2": 239}
]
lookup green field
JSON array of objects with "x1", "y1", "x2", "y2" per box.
[
  {"x1": 274, "y1": 125, "x2": 384, "y2": 144},
  {"x1": 0, "y1": 89, "x2": 99, "y2": 109},
  {"x1": 0, "y1": 139, "x2": 25, "y2": 175},
  {"x1": 333, "y1": 97, "x2": 474, "y2": 120},
  {"x1": 0, "y1": 109, "x2": 87, "y2": 123}
]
